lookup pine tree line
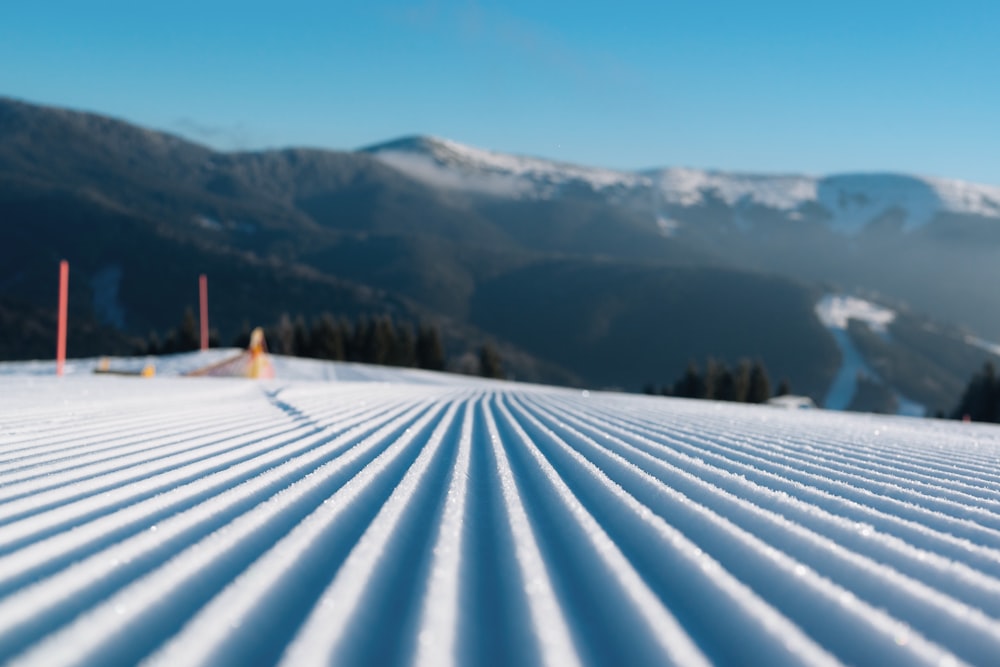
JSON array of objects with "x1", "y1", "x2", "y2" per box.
[
  {"x1": 250, "y1": 313, "x2": 449, "y2": 371},
  {"x1": 139, "y1": 309, "x2": 446, "y2": 370},
  {"x1": 140, "y1": 309, "x2": 506, "y2": 378},
  {"x1": 952, "y1": 361, "x2": 1000, "y2": 423},
  {"x1": 644, "y1": 359, "x2": 785, "y2": 404}
]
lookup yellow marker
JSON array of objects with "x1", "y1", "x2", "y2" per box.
[
  {"x1": 184, "y1": 326, "x2": 274, "y2": 379},
  {"x1": 247, "y1": 328, "x2": 274, "y2": 379}
]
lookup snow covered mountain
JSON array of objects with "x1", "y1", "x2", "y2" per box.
[
  {"x1": 366, "y1": 136, "x2": 1000, "y2": 235},
  {"x1": 366, "y1": 136, "x2": 1000, "y2": 341}
]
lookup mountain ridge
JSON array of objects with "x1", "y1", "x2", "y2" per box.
[
  {"x1": 2, "y1": 95, "x2": 999, "y2": 412},
  {"x1": 364, "y1": 133, "x2": 1000, "y2": 231}
]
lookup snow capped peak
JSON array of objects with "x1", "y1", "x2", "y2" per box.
[
  {"x1": 364, "y1": 135, "x2": 646, "y2": 198},
  {"x1": 651, "y1": 169, "x2": 1000, "y2": 233},
  {"x1": 367, "y1": 134, "x2": 530, "y2": 170},
  {"x1": 361, "y1": 134, "x2": 447, "y2": 153},
  {"x1": 363, "y1": 135, "x2": 1000, "y2": 232}
]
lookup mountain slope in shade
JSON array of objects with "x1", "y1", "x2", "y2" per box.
[
  {"x1": 815, "y1": 295, "x2": 923, "y2": 415},
  {"x1": 813, "y1": 293, "x2": 1000, "y2": 416},
  {"x1": 469, "y1": 259, "x2": 841, "y2": 399}
]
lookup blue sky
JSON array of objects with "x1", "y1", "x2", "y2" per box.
[{"x1": 2, "y1": 1, "x2": 998, "y2": 183}]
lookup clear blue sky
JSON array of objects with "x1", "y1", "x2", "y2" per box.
[{"x1": 2, "y1": 1, "x2": 998, "y2": 183}]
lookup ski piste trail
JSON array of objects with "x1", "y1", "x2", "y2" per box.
[{"x1": 1, "y1": 352, "x2": 999, "y2": 666}]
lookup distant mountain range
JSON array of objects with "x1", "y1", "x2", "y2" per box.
[
  {"x1": 367, "y1": 134, "x2": 1000, "y2": 234},
  {"x1": 1, "y1": 96, "x2": 997, "y2": 412},
  {"x1": 365, "y1": 134, "x2": 1000, "y2": 339}
]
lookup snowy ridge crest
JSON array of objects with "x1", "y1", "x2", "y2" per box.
[
  {"x1": 368, "y1": 135, "x2": 645, "y2": 198},
  {"x1": 366, "y1": 136, "x2": 1000, "y2": 231}
]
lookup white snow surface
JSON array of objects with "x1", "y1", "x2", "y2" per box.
[
  {"x1": 650, "y1": 168, "x2": 818, "y2": 211},
  {"x1": 815, "y1": 295, "x2": 896, "y2": 335},
  {"x1": 368, "y1": 137, "x2": 1000, "y2": 233},
  {"x1": 2, "y1": 354, "x2": 1000, "y2": 665}
]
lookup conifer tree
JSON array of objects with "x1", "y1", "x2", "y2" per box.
[
  {"x1": 417, "y1": 323, "x2": 446, "y2": 371},
  {"x1": 361, "y1": 317, "x2": 379, "y2": 364},
  {"x1": 734, "y1": 360, "x2": 752, "y2": 403},
  {"x1": 311, "y1": 314, "x2": 345, "y2": 361},
  {"x1": 673, "y1": 361, "x2": 704, "y2": 398},
  {"x1": 351, "y1": 317, "x2": 370, "y2": 363},
  {"x1": 703, "y1": 359, "x2": 722, "y2": 400},
  {"x1": 392, "y1": 322, "x2": 417, "y2": 367},
  {"x1": 292, "y1": 315, "x2": 310, "y2": 357},
  {"x1": 370, "y1": 316, "x2": 395, "y2": 366},
  {"x1": 479, "y1": 342, "x2": 504, "y2": 379},
  {"x1": 274, "y1": 313, "x2": 295, "y2": 355},
  {"x1": 177, "y1": 307, "x2": 200, "y2": 352},
  {"x1": 953, "y1": 361, "x2": 1000, "y2": 423},
  {"x1": 746, "y1": 361, "x2": 772, "y2": 404},
  {"x1": 338, "y1": 318, "x2": 355, "y2": 361},
  {"x1": 715, "y1": 364, "x2": 738, "y2": 402}
]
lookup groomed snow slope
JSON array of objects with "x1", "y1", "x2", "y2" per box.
[{"x1": 2, "y1": 360, "x2": 1000, "y2": 666}]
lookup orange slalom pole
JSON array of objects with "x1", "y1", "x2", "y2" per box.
[
  {"x1": 199, "y1": 274, "x2": 209, "y2": 351},
  {"x1": 56, "y1": 260, "x2": 69, "y2": 376}
]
